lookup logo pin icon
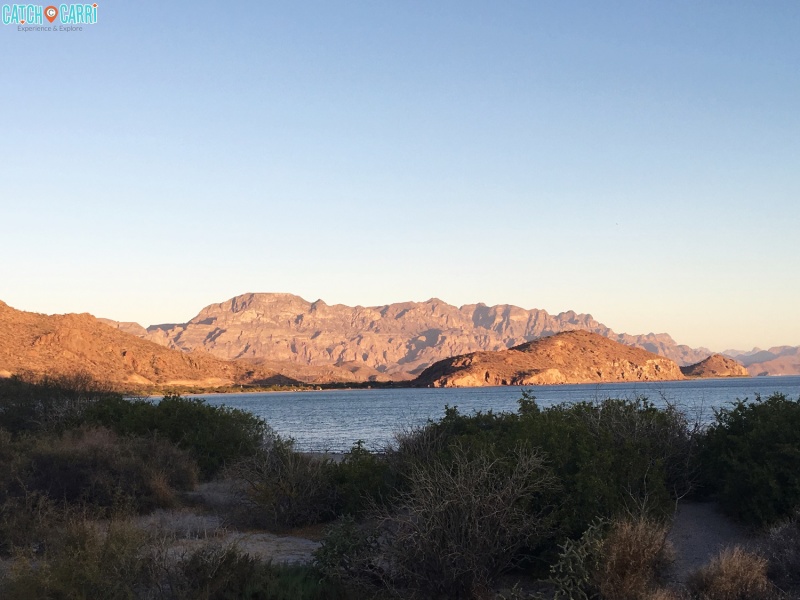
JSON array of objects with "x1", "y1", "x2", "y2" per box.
[{"x1": 45, "y1": 6, "x2": 59, "y2": 23}]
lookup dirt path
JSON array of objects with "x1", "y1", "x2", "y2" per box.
[{"x1": 666, "y1": 501, "x2": 755, "y2": 584}]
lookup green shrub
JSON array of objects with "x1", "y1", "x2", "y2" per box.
[
  {"x1": 700, "y1": 393, "x2": 800, "y2": 525},
  {"x1": 397, "y1": 395, "x2": 699, "y2": 544},
  {"x1": 331, "y1": 440, "x2": 394, "y2": 515},
  {"x1": 549, "y1": 518, "x2": 608, "y2": 600},
  {"x1": 523, "y1": 397, "x2": 698, "y2": 535},
  {"x1": 85, "y1": 393, "x2": 269, "y2": 478}
]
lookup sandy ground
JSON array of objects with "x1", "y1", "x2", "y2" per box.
[
  {"x1": 665, "y1": 500, "x2": 755, "y2": 584},
  {"x1": 173, "y1": 480, "x2": 322, "y2": 564}
]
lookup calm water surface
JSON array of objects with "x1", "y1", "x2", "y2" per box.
[{"x1": 195, "y1": 377, "x2": 800, "y2": 452}]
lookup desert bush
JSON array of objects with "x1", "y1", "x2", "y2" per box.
[
  {"x1": 1, "y1": 518, "x2": 149, "y2": 600},
  {"x1": 314, "y1": 515, "x2": 380, "y2": 586},
  {"x1": 1, "y1": 518, "x2": 348, "y2": 600},
  {"x1": 0, "y1": 491, "x2": 62, "y2": 557},
  {"x1": 760, "y1": 509, "x2": 800, "y2": 594},
  {"x1": 0, "y1": 427, "x2": 21, "y2": 500},
  {"x1": 85, "y1": 393, "x2": 270, "y2": 478},
  {"x1": 348, "y1": 445, "x2": 555, "y2": 599},
  {"x1": 159, "y1": 542, "x2": 348, "y2": 600},
  {"x1": 0, "y1": 373, "x2": 119, "y2": 435},
  {"x1": 549, "y1": 518, "x2": 608, "y2": 600},
  {"x1": 595, "y1": 518, "x2": 673, "y2": 600},
  {"x1": 686, "y1": 546, "x2": 775, "y2": 600},
  {"x1": 550, "y1": 517, "x2": 673, "y2": 600},
  {"x1": 231, "y1": 435, "x2": 338, "y2": 528},
  {"x1": 23, "y1": 426, "x2": 198, "y2": 513},
  {"x1": 700, "y1": 393, "x2": 800, "y2": 526}
]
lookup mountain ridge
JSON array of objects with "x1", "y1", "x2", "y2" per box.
[{"x1": 119, "y1": 292, "x2": 715, "y2": 379}]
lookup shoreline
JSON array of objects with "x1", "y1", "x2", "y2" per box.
[{"x1": 170, "y1": 374, "x2": 776, "y2": 397}]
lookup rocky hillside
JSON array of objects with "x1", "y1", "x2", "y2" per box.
[
  {"x1": 414, "y1": 330, "x2": 687, "y2": 388},
  {"x1": 0, "y1": 301, "x2": 297, "y2": 389},
  {"x1": 125, "y1": 293, "x2": 712, "y2": 379},
  {"x1": 724, "y1": 346, "x2": 800, "y2": 377},
  {"x1": 680, "y1": 354, "x2": 749, "y2": 378}
]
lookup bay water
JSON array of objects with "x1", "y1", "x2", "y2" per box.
[{"x1": 195, "y1": 376, "x2": 800, "y2": 452}]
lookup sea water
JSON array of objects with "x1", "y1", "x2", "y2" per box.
[{"x1": 195, "y1": 376, "x2": 800, "y2": 452}]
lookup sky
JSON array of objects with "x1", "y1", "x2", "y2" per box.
[{"x1": 1, "y1": 1, "x2": 798, "y2": 352}]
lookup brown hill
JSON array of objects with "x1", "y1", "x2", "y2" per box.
[
  {"x1": 680, "y1": 354, "x2": 749, "y2": 378},
  {"x1": 0, "y1": 301, "x2": 298, "y2": 389},
  {"x1": 120, "y1": 293, "x2": 712, "y2": 380},
  {"x1": 414, "y1": 330, "x2": 686, "y2": 388}
]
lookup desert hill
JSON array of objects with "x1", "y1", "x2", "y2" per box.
[
  {"x1": 414, "y1": 330, "x2": 688, "y2": 388},
  {"x1": 119, "y1": 293, "x2": 712, "y2": 380},
  {"x1": 0, "y1": 301, "x2": 298, "y2": 389},
  {"x1": 680, "y1": 354, "x2": 749, "y2": 378}
]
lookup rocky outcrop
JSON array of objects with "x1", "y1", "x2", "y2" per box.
[
  {"x1": 119, "y1": 293, "x2": 712, "y2": 380},
  {"x1": 414, "y1": 330, "x2": 687, "y2": 387},
  {"x1": 0, "y1": 301, "x2": 298, "y2": 389},
  {"x1": 680, "y1": 354, "x2": 749, "y2": 378}
]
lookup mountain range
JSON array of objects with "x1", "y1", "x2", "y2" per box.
[
  {"x1": 107, "y1": 293, "x2": 721, "y2": 381},
  {"x1": 1, "y1": 293, "x2": 797, "y2": 387},
  {"x1": 721, "y1": 346, "x2": 800, "y2": 377}
]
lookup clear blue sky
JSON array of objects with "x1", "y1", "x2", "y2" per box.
[{"x1": 1, "y1": 1, "x2": 798, "y2": 351}]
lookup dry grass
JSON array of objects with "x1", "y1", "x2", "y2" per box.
[
  {"x1": 687, "y1": 546, "x2": 775, "y2": 600},
  {"x1": 596, "y1": 517, "x2": 675, "y2": 600},
  {"x1": 134, "y1": 508, "x2": 225, "y2": 540}
]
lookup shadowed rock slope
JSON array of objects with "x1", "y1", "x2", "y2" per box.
[
  {"x1": 414, "y1": 330, "x2": 689, "y2": 387},
  {"x1": 680, "y1": 354, "x2": 749, "y2": 378},
  {"x1": 126, "y1": 293, "x2": 712, "y2": 379},
  {"x1": 0, "y1": 301, "x2": 298, "y2": 389}
]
